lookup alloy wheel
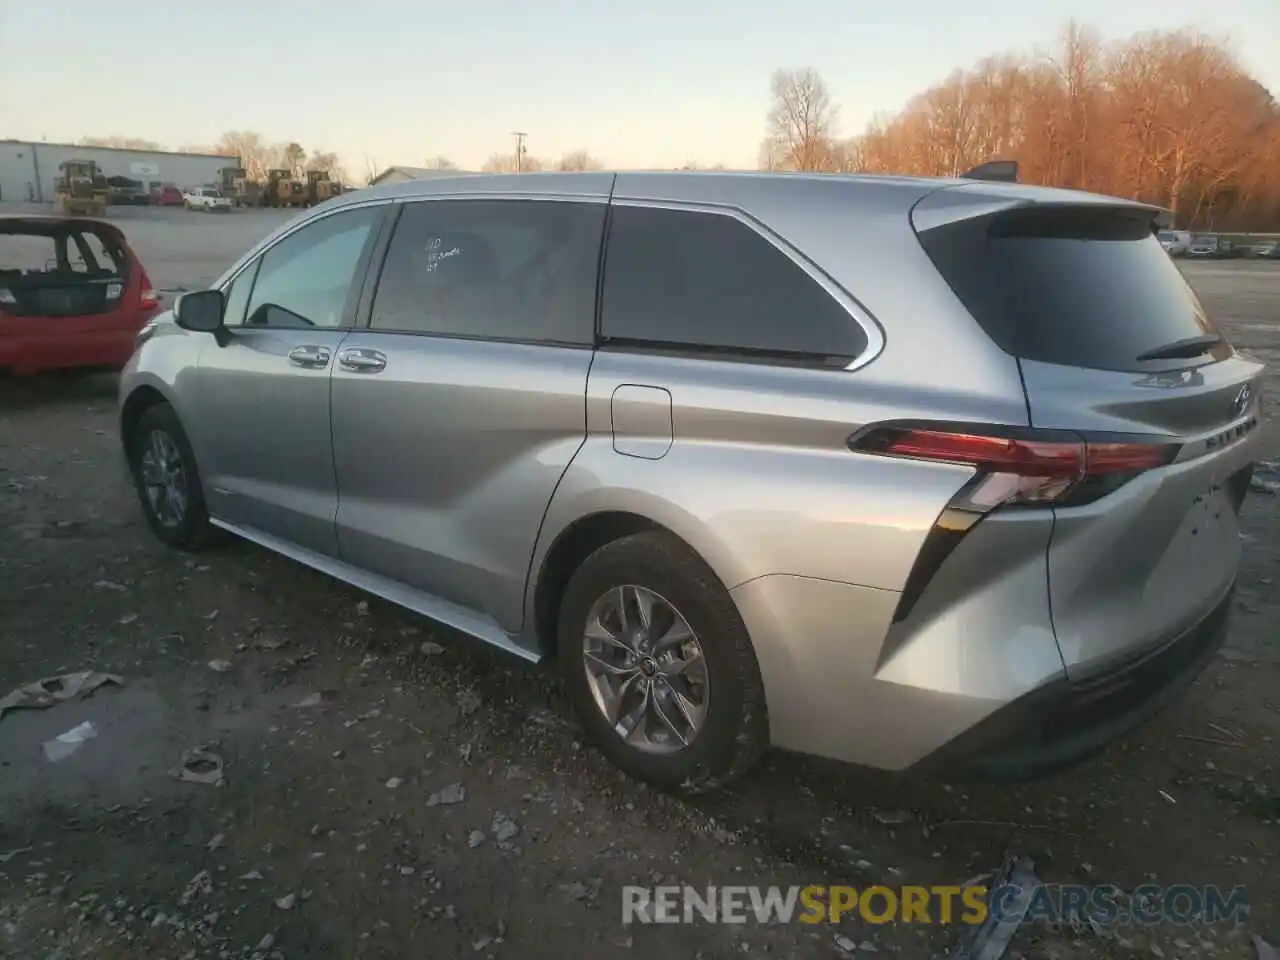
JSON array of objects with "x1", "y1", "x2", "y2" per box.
[
  {"x1": 581, "y1": 584, "x2": 710, "y2": 754},
  {"x1": 139, "y1": 429, "x2": 187, "y2": 527}
]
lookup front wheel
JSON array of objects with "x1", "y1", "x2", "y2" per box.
[
  {"x1": 557, "y1": 531, "x2": 768, "y2": 794},
  {"x1": 127, "y1": 403, "x2": 214, "y2": 550}
]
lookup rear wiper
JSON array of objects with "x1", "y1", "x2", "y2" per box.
[{"x1": 1135, "y1": 333, "x2": 1224, "y2": 362}]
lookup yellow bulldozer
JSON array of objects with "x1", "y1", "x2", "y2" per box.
[
  {"x1": 305, "y1": 170, "x2": 344, "y2": 206},
  {"x1": 55, "y1": 159, "x2": 110, "y2": 216},
  {"x1": 258, "y1": 168, "x2": 306, "y2": 208},
  {"x1": 218, "y1": 165, "x2": 261, "y2": 208}
]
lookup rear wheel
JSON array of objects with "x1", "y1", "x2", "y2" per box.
[
  {"x1": 127, "y1": 403, "x2": 213, "y2": 550},
  {"x1": 557, "y1": 531, "x2": 768, "y2": 794}
]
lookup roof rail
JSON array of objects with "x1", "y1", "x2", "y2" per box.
[{"x1": 960, "y1": 160, "x2": 1019, "y2": 183}]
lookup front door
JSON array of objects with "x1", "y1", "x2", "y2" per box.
[
  {"x1": 330, "y1": 195, "x2": 608, "y2": 632},
  {"x1": 194, "y1": 204, "x2": 384, "y2": 557}
]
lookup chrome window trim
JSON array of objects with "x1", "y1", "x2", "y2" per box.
[
  {"x1": 215, "y1": 193, "x2": 885, "y2": 373},
  {"x1": 218, "y1": 193, "x2": 606, "y2": 292},
  {"x1": 607, "y1": 197, "x2": 886, "y2": 372}
]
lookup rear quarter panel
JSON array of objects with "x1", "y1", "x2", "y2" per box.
[{"x1": 530, "y1": 175, "x2": 1032, "y2": 602}]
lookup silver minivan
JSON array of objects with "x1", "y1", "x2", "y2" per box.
[{"x1": 119, "y1": 171, "x2": 1262, "y2": 791}]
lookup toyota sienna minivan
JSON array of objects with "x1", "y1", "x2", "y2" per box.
[{"x1": 119, "y1": 170, "x2": 1262, "y2": 791}]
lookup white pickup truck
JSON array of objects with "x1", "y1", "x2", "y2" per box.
[{"x1": 182, "y1": 187, "x2": 233, "y2": 212}]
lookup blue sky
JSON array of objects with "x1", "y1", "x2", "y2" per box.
[{"x1": 0, "y1": 0, "x2": 1276, "y2": 171}]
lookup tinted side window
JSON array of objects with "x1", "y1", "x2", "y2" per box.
[
  {"x1": 242, "y1": 207, "x2": 380, "y2": 329},
  {"x1": 600, "y1": 206, "x2": 868, "y2": 362},
  {"x1": 370, "y1": 199, "x2": 605, "y2": 345}
]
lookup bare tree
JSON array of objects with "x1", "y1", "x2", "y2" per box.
[
  {"x1": 424, "y1": 155, "x2": 457, "y2": 170},
  {"x1": 215, "y1": 131, "x2": 272, "y2": 181},
  {"x1": 555, "y1": 150, "x2": 603, "y2": 171},
  {"x1": 362, "y1": 155, "x2": 381, "y2": 185},
  {"x1": 810, "y1": 23, "x2": 1280, "y2": 230},
  {"x1": 765, "y1": 68, "x2": 839, "y2": 171},
  {"x1": 757, "y1": 135, "x2": 787, "y2": 171},
  {"x1": 481, "y1": 152, "x2": 544, "y2": 173},
  {"x1": 307, "y1": 150, "x2": 350, "y2": 184},
  {"x1": 278, "y1": 143, "x2": 307, "y2": 178}
]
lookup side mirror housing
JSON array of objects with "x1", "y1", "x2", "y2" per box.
[{"x1": 174, "y1": 289, "x2": 226, "y2": 334}]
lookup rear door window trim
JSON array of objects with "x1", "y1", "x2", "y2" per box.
[{"x1": 601, "y1": 198, "x2": 886, "y2": 372}]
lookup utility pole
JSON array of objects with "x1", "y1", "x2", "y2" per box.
[{"x1": 511, "y1": 132, "x2": 527, "y2": 173}]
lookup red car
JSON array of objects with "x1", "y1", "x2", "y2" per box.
[
  {"x1": 151, "y1": 185, "x2": 183, "y2": 206},
  {"x1": 0, "y1": 216, "x2": 160, "y2": 376}
]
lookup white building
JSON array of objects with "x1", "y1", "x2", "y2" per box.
[{"x1": 0, "y1": 140, "x2": 237, "y2": 204}]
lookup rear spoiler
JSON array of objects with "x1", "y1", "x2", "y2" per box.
[{"x1": 960, "y1": 160, "x2": 1019, "y2": 183}]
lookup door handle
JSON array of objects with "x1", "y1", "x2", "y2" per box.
[
  {"x1": 338, "y1": 348, "x2": 387, "y2": 373},
  {"x1": 288, "y1": 345, "x2": 331, "y2": 369}
]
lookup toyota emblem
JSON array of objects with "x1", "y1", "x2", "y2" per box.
[{"x1": 1233, "y1": 384, "x2": 1251, "y2": 418}]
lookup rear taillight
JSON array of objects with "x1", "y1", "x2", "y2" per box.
[
  {"x1": 851, "y1": 424, "x2": 1179, "y2": 510},
  {"x1": 138, "y1": 270, "x2": 159, "y2": 309},
  {"x1": 851, "y1": 422, "x2": 1181, "y2": 627}
]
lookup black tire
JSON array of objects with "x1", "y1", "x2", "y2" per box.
[
  {"x1": 127, "y1": 403, "x2": 214, "y2": 550},
  {"x1": 557, "y1": 531, "x2": 768, "y2": 794}
]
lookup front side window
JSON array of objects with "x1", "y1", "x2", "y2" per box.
[
  {"x1": 369, "y1": 198, "x2": 605, "y2": 345},
  {"x1": 240, "y1": 207, "x2": 380, "y2": 329},
  {"x1": 600, "y1": 205, "x2": 868, "y2": 364}
]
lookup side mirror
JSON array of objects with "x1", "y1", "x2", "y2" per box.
[{"x1": 174, "y1": 289, "x2": 225, "y2": 334}]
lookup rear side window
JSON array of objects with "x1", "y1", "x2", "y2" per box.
[
  {"x1": 918, "y1": 206, "x2": 1222, "y2": 372},
  {"x1": 370, "y1": 199, "x2": 605, "y2": 345},
  {"x1": 600, "y1": 206, "x2": 867, "y2": 364}
]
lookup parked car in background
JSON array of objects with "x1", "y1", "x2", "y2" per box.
[
  {"x1": 183, "y1": 187, "x2": 234, "y2": 213},
  {"x1": 1187, "y1": 235, "x2": 1223, "y2": 258},
  {"x1": 107, "y1": 177, "x2": 150, "y2": 206},
  {"x1": 118, "y1": 172, "x2": 1261, "y2": 791},
  {"x1": 1157, "y1": 230, "x2": 1191, "y2": 256},
  {"x1": 151, "y1": 185, "x2": 183, "y2": 207},
  {"x1": 0, "y1": 215, "x2": 160, "y2": 376},
  {"x1": 1245, "y1": 239, "x2": 1280, "y2": 260}
]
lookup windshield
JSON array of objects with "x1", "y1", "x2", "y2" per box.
[{"x1": 1157, "y1": 232, "x2": 1176, "y2": 242}]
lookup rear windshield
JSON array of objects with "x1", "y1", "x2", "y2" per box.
[
  {"x1": 0, "y1": 226, "x2": 127, "y2": 279},
  {"x1": 917, "y1": 206, "x2": 1222, "y2": 372}
]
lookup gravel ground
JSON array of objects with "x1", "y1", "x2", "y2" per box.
[{"x1": 0, "y1": 204, "x2": 1277, "y2": 959}]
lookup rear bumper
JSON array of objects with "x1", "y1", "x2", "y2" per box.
[
  {"x1": 0, "y1": 311, "x2": 155, "y2": 375},
  {"x1": 913, "y1": 584, "x2": 1233, "y2": 781}
]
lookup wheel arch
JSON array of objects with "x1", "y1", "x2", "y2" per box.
[
  {"x1": 119, "y1": 382, "x2": 174, "y2": 455},
  {"x1": 528, "y1": 499, "x2": 745, "y2": 660}
]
